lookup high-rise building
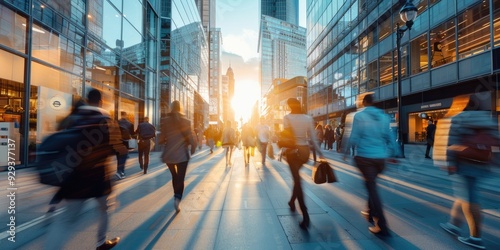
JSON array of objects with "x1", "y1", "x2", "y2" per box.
[
  {"x1": 222, "y1": 66, "x2": 235, "y2": 123},
  {"x1": 258, "y1": 15, "x2": 306, "y2": 111},
  {"x1": 160, "y1": 0, "x2": 209, "y2": 128},
  {"x1": 261, "y1": 0, "x2": 299, "y2": 26},
  {"x1": 209, "y1": 28, "x2": 223, "y2": 125},
  {"x1": 307, "y1": 0, "x2": 500, "y2": 143}
]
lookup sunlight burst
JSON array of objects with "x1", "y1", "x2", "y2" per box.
[{"x1": 231, "y1": 80, "x2": 260, "y2": 125}]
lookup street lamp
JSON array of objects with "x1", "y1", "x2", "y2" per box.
[{"x1": 396, "y1": 0, "x2": 418, "y2": 158}]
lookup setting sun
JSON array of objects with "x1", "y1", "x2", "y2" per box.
[{"x1": 231, "y1": 80, "x2": 260, "y2": 125}]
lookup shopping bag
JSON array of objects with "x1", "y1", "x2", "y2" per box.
[
  {"x1": 312, "y1": 161, "x2": 337, "y2": 184},
  {"x1": 128, "y1": 139, "x2": 138, "y2": 149}
]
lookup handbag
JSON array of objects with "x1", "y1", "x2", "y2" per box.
[
  {"x1": 277, "y1": 128, "x2": 296, "y2": 148},
  {"x1": 127, "y1": 139, "x2": 138, "y2": 149},
  {"x1": 312, "y1": 161, "x2": 337, "y2": 184},
  {"x1": 447, "y1": 129, "x2": 498, "y2": 164}
]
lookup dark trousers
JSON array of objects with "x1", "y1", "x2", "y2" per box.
[
  {"x1": 138, "y1": 139, "x2": 151, "y2": 173},
  {"x1": 425, "y1": 139, "x2": 433, "y2": 157},
  {"x1": 116, "y1": 141, "x2": 128, "y2": 174},
  {"x1": 258, "y1": 141, "x2": 268, "y2": 164},
  {"x1": 286, "y1": 146, "x2": 310, "y2": 218},
  {"x1": 354, "y1": 156, "x2": 387, "y2": 229},
  {"x1": 167, "y1": 161, "x2": 189, "y2": 200}
]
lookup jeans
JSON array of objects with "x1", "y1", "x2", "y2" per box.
[
  {"x1": 286, "y1": 146, "x2": 310, "y2": 218},
  {"x1": 167, "y1": 161, "x2": 189, "y2": 200},
  {"x1": 258, "y1": 141, "x2": 268, "y2": 164},
  {"x1": 354, "y1": 156, "x2": 387, "y2": 229},
  {"x1": 116, "y1": 141, "x2": 128, "y2": 174},
  {"x1": 138, "y1": 139, "x2": 151, "y2": 173},
  {"x1": 45, "y1": 195, "x2": 111, "y2": 249}
]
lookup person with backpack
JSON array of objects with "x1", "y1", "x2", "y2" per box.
[
  {"x1": 135, "y1": 117, "x2": 156, "y2": 174},
  {"x1": 45, "y1": 89, "x2": 127, "y2": 250},
  {"x1": 117, "y1": 111, "x2": 135, "y2": 179},
  {"x1": 436, "y1": 94, "x2": 500, "y2": 249}
]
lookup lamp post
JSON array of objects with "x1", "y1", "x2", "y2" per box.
[{"x1": 396, "y1": 0, "x2": 418, "y2": 158}]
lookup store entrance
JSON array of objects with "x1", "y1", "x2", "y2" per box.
[{"x1": 408, "y1": 108, "x2": 448, "y2": 143}]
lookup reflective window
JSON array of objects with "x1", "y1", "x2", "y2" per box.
[
  {"x1": 33, "y1": 0, "x2": 85, "y2": 27},
  {"x1": 495, "y1": 0, "x2": 500, "y2": 47},
  {"x1": 379, "y1": 51, "x2": 393, "y2": 85},
  {"x1": 430, "y1": 19, "x2": 456, "y2": 68},
  {"x1": 123, "y1": 0, "x2": 144, "y2": 36},
  {"x1": 367, "y1": 60, "x2": 378, "y2": 90},
  {"x1": 415, "y1": 0, "x2": 428, "y2": 12},
  {"x1": 457, "y1": 1, "x2": 490, "y2": 59},
  {"x1": 379, "y1": 13, "x2": 392, "y2": 41},
  {"x1": 410, "y1": 33, "x2": 429, "y2": 74},
  {"x1": 394, "y1": 46, "x2": 408, "y2": 79},
  {"x1": 0, "y1": 5, "x2": 26, "y2": 52}
]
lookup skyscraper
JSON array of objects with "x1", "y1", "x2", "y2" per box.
[{"x1": 261, "y1": 0, "x2": 299, "y2": 26}]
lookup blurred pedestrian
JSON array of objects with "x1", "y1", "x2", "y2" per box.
[
  {"x1": 335, "y1": 124, "x2": 343, "y2": 152},
  {"x1": 135, "y1": 117, "x2": 156, "y2": 174},
  {"x1": 159, "y1": 101, "x2": 197, "y2": 212},
  {"x1": 283, "y1": 98, "x2": 324, "y2": 229},
  {"x1": 436, "y1": 94, "x2": 500, "y2": 249},
  {"x1": 425, "y1": 119, "x2": 436, "y2": 159},
  {"x1": 47, "y1": 97, "x2": 86, "y2": 213},
  {"x1": 117, "y1": 111, "x2": 135, "y2": 179},
  {"x1": 45, "y1": 88, "x2": 127, "y2": 249},
  {"x1": 324, "y1": 124, "x2": 335, "y2": 150},
  {"x1": 256, "y1": 117, "x2": 271, "y2": 165},
  {"x1": 344, "y1": 93, "x2": 399, "y2": 237},
  {"x1": 204, "y1": 125, "x2": 216, "y2": 153},
  {"x1": 315, "y1": 123, "x2": 324, "y2": 150},
  {"x1": 221, "y1": 120, "x2": 237, "y2": 166}
]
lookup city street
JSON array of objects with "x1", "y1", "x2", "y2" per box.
[{"x1": 1, "y1": 144, "x2": 499, "y2": 249}]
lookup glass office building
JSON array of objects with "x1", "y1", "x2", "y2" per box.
[
  {"x1": 307, "y1": 0, "x2": 500, "y2": 143},
  {"x1": 261, "y1": 0, "x2": 299, "y2": 26},
  {"x1": 0, "y1": 0, "x2": 209, "y2": 168}
]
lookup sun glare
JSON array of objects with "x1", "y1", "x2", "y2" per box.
[{"x1": 231, "y1": 80, "x2": 260, "y2": 125}]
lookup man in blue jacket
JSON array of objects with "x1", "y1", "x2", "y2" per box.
[{"x1": 345, "y1": 93, "x2": 399, "y2": 237}]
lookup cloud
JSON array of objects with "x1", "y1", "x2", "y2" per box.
[
  {"x1": 221, "y1": 52, "x2": 259, "y2": 83},
  {"x1": 222, "y1": 29, "x2": 259, "y2": 62}
]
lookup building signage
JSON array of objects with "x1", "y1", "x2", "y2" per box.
[{"x1": 420, "y1": 102, "x2": 442, "y2": 109}]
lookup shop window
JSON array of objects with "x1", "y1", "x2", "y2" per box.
[
  {"x1": 493, "y1": 0, "x2": 500, "y2": 47},
  {"x1": 379, "y1": 51, "x2": 393, "y2": 85},
  {"x1": 0, "y1": 5, "x2": 26, "y2": 53},
  {"x1": 430, "y1": 19, "x2": 456, "y2": 68},
  {"x1": 457, "y1": 1, "x2": 490, "y2": 59},
  {"x1": 410, "y1": 33, "x2": 429, "y2": 74}
]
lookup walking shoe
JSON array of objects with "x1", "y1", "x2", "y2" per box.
[
  {"x1": 115, "y1": 173, "x2": 123, "y2": 180},
  {"x1": 458, "y1": 236, "x2": 485, "y2": 249},
  {"x1": 368, "y1": 217, "x2": 390, "y2": 236},
  {"x1": 120, "y1": 172, "x2": 126, "y2": 179},
  {"x1": 361, "y1": 210, "x2": 374, "y2": 223},
  {"x1": 96, "y1": 237, "x2": 120, "y2": 250},
  {"x1": 440, "y1": 222, "x2": 462, "y2": 237},
  {"x1": 174, "y1": 198, "x2": 181, "y2": 212}
]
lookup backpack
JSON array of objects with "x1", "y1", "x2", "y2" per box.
[{"x1": 35, "y1": 123, "x2": 109, "y2": 186}]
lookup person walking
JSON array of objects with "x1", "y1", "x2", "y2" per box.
[
  {"x1": 116, "y1": 111, "x2": 134, "y2": 179},
  {"x1": 159, "y1": 101, "x2": 197, "y2": 212},
  {"x1": 425, "y1": 119, "x2": 436, "y2": 159},
  {"x1": 45, "y1": 89, "x2": 127, "y2": 249},
  {"x1": 435, "y1": 94, "x2": 499, "y2": 249},
  {"x1": 335, "y1": 124, "x2": 343, "y2": 152},
  {"x1": 204, "y1": 125, "x2": 216, "y2": 153},
  {"x1": 343, "y1": 93, "x2": 399, "y2": 237},
  {"x1": 135, "y1": 117, "x2": 156, "y2": 174},
  {"x1": 221, "y1": 121, "x2": 237, "y2": 166},
  {"x1": 324, "y1": 124, "x2": 335, "y2": 151},
  {"x1": 255, "y1": 117, "x2": 270, "y2": 165},
  {"x1": 283, "y1": 98, "x2": 324, "y2": 229}
]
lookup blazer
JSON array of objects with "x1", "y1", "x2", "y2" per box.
[{"x1": 159, "y1": 112, "x2": 197, "y2": 164}]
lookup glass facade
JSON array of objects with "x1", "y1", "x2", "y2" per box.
[
  {"x1": 307, "y1": 0, "x2": 500, "y2": 143},
  {"x1": 259, "y1": 15, "x2": 306, "y2": 99},
  {"x1": 0, "y1": 0, "x2": 161, "y2": 168},
  {"x1": 261, "y1": 0, "x2": 299, "y2": 26}
]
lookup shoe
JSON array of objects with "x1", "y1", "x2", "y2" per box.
[
  {"x1": 120, "y1": 172, "x2": 126, "y2": 179},
  {"x1": 299, "y1": 215, "x2": 310, "y2": 229},
  {"x1": 425, "y1": 155, "x2": 431, "y2": 159},
  {"x1": 361, "y1": 210, "x2": 374, "y2": 223},
  {"x1": 458, "y1": 237, "x2": 485, "y2": 249},
  {"x1": 440, "y1": 222, "x2": 462, "y2": 237},
  {"x1": 288, "y1": 201, "x2": 296, "y2": 212},
  {"x1": 369, "y1": 218, "x2": 390, "y2": 236},
  {"x1": 47, "y1": 206, "x2": 56, "y2": 213},
  {"x1": 174, "y1": 198, "x2": 181, "y2": 212},
  {"x1": 115, "y1": 173, "x2": 123, "y2": 180},
  {"x1": 96, "y1": 237, "x2": 120, "y2": 250}
]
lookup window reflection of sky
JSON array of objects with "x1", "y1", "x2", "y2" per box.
[{"x1": 102, "y1": 0, "x2": 143, "y2": 51}]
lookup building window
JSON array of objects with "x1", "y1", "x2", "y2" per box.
[
  {"x1": 379, "y1": 51, "x2": 393, "y2": 85},
  {"x1": 394, "y1": 46, "x2": 408, "y2": 79},
  {"x1": 0, "y1": 6, "x2": 27, "y2": 53},
  {"x1": 379, "y1": 13, "x2": 392, "y2": 41},
  {"x1": 367, "y1": 60, "x2": 378, "y2": 90},
  {"x1": 494, "y1": 0, "x2": 500, "y2": 47},
  {"x1": 457, "y1": 1, "x2": 490, "y2": 59},
  {"x1": 410, "y1": 33, "x2": 429, "y2": 74},
  {"x1": 430, "y1": 19, "x2": 456, "y2": 68}
]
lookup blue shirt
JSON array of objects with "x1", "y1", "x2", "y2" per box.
[{"x1": 348, "y1": 106, "x2": 399, "y2": 159}]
